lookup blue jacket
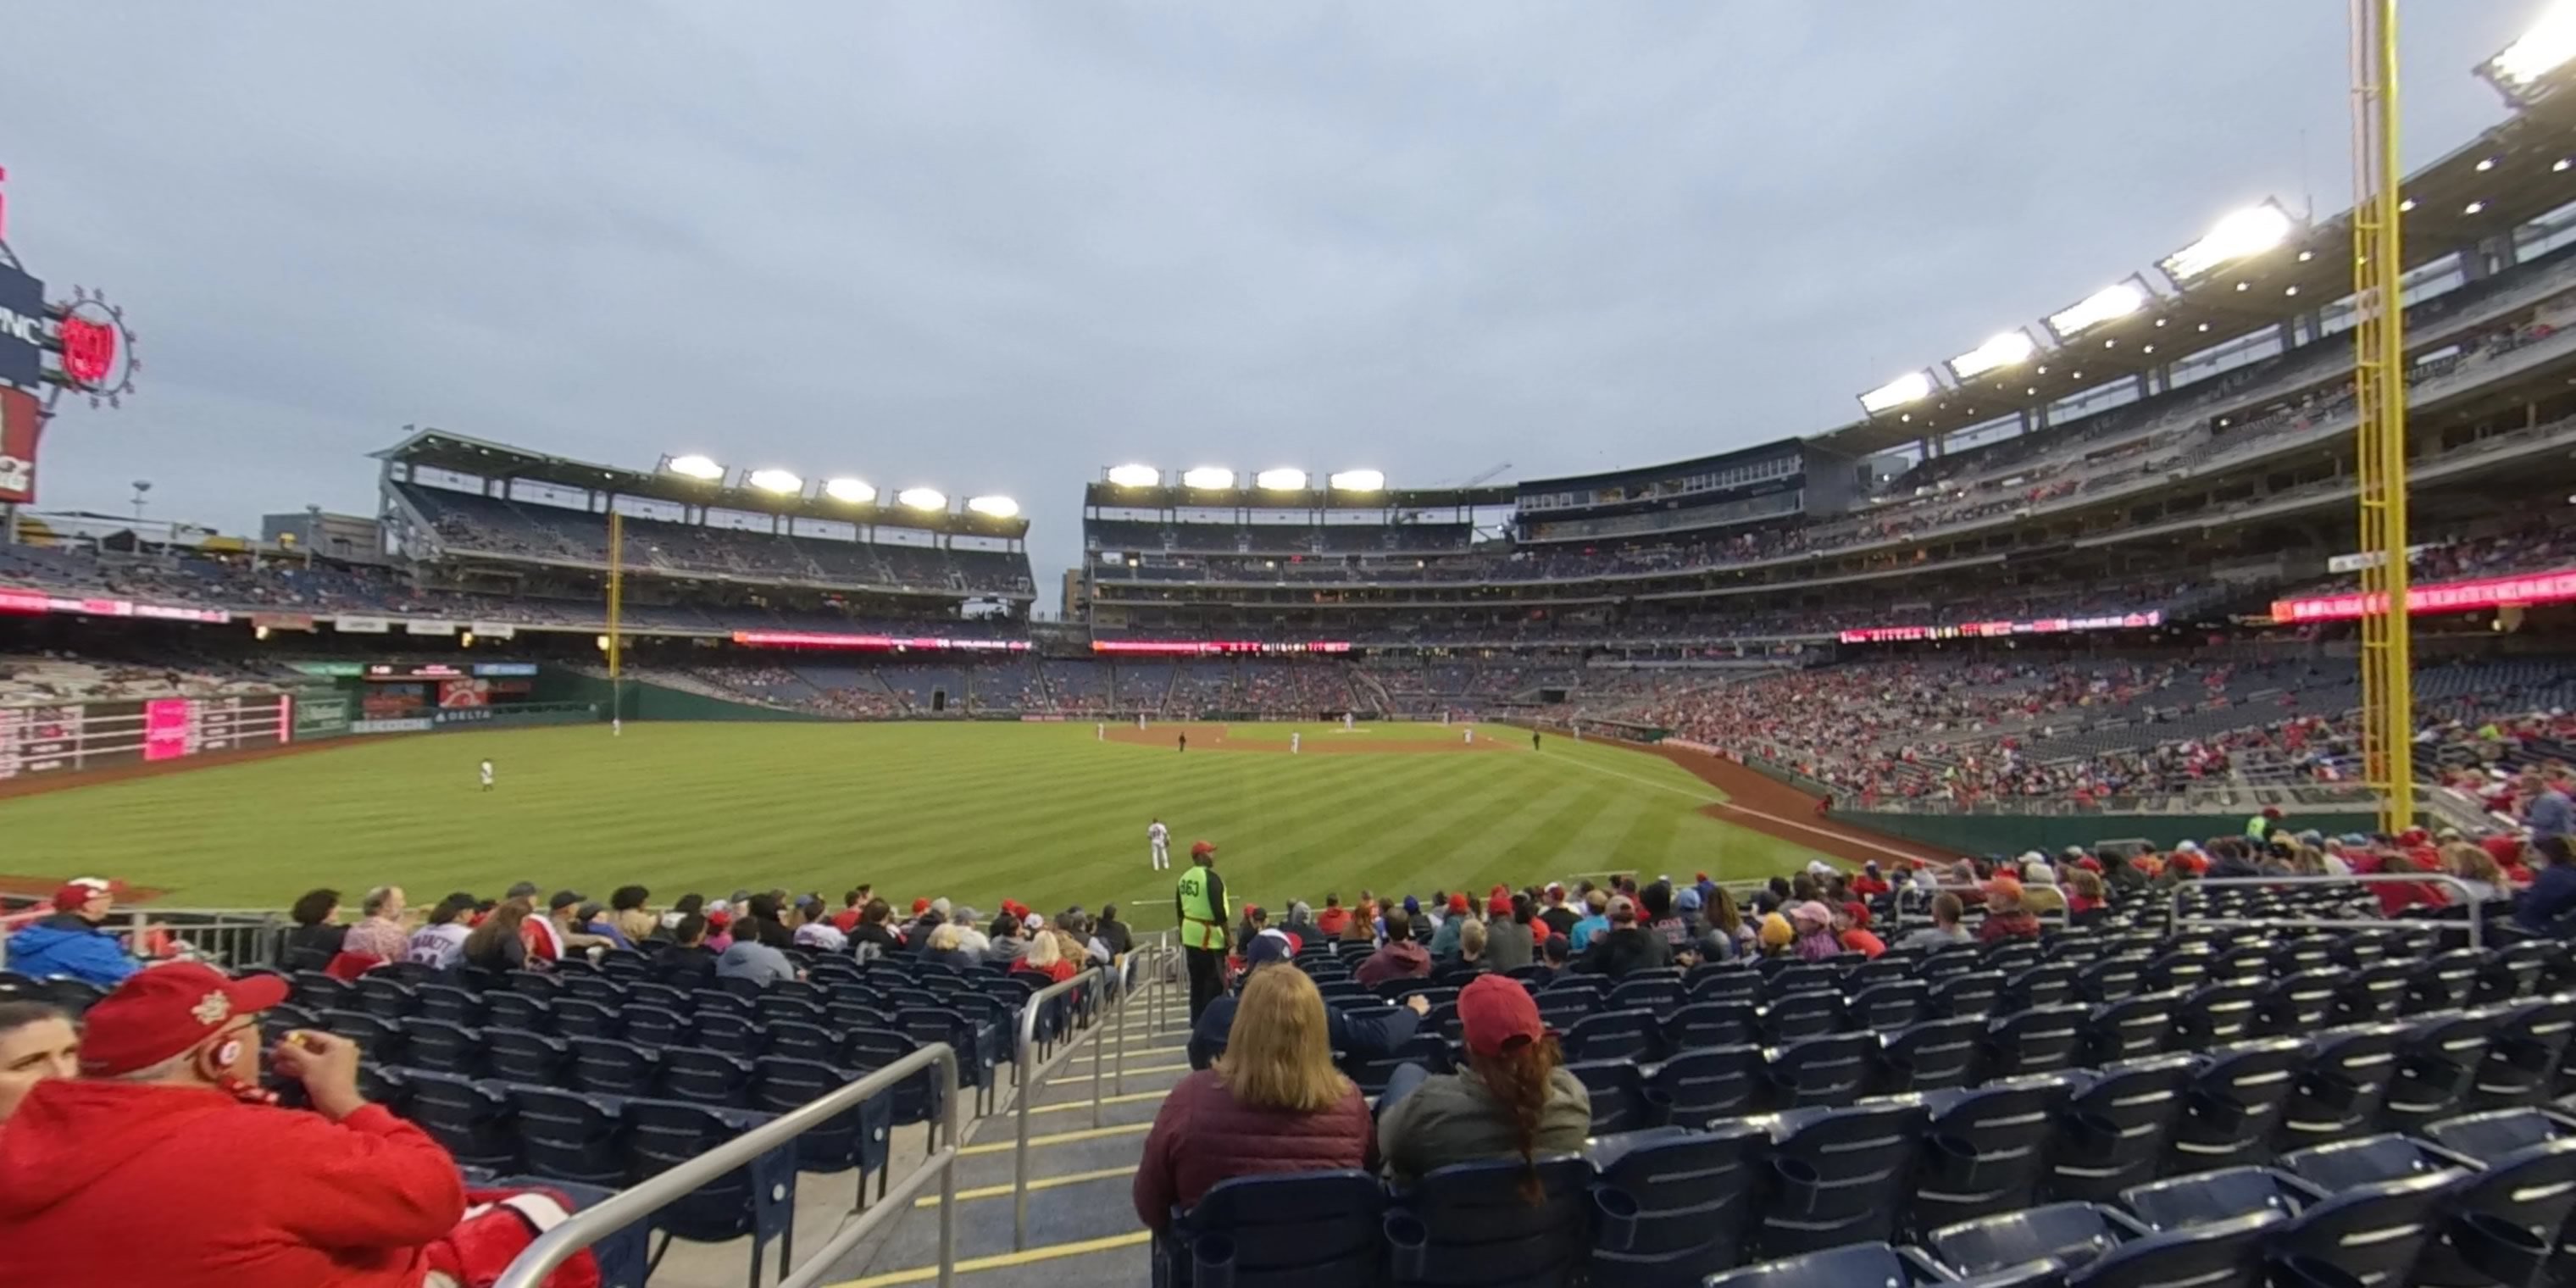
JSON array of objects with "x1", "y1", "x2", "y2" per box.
[
  {"x1": 1188, "y1": 987, "x2": 1423, "y2": 1071},
  {"x1": 2517, "y1": 863, "x2": 2576, "y2": 935},
  {"x1": 6, "y1": 917, "x2": 138, "y2": 988}
]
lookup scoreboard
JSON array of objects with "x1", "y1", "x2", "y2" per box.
[{"x1": 0, "y1": 694, "x2": 293, "y2": 781}]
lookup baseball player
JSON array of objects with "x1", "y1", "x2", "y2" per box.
[
  {"x1": 479, "y1": 758, "x2": 496, "y2": 792},
  {"x1": 1148, "y1": 817, "x2": 1170, "y2": 870},
  {"x1": 1291, "y1": 731, "x2": 1302, "y2": 754}
]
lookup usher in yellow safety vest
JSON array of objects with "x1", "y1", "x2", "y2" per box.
[{"x1": 1174, "y1": 865, "x2": 1228, "y2": 952}]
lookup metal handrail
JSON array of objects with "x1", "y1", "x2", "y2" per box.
[
  {"x1": 493, "y1": 1041, "x2": 963, "y2": 1288},
  {"x1": 2168, "y1": 873, "x2": 2490, "y2": 950},
  {"x1": 1007, "y1": 963, "x2": 1121, "y2": 1251}
]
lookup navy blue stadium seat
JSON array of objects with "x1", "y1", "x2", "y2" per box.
[
  {"x1": 2167, "y1": 1038, "x2": 2309, "y2": 1173},
  {"x1": 1912, "y1": 1074, "x2": 2077, "y2": 1234},
  {"x1": 840, "y1": 1027, "x2": 938, "y2": 1129},
  {"x1": 752, "y1": 1057, "x2": 895, "y2": 1184},
  {"x1": 625, "y1": 981, "x2": 689, "y2": 1013},
  {"x1": 2254, "y1": 970, "x2": 2345, "y2": 1038},
  {"x1": 2060, "y1": 1209, "x2": 2281, "y2": 1288},
  {"x1": 1151, "y1": 1169, "x2": 1384, "y2": 1288},
  {"x1": 1662, "y1": 1001, "x2": 1757, "y2": 1054},
  {"x1": 2051, "y1": 1055, "x2": 2197, "y2": 1203},
  {"x1": 570, "y1": 1038, "x2": 663, "y2": 1098},
  {"x1": 2084, "y1": 991, "x2": 2180, "y2": 1065},
  {"x1": 484, "y1": 991, "x2": 555, "y2": 1031},
  {"x1": 621, "y1": 1099, "x2": 797, "y2": 1280},
  {"x1": 2381, "y1": 1010, "x2": 2499, "y2": 1132},
  {"x1": 758, "y1": 1019, "x2": 838, "y2": 1065},
  {"x1": 2118, "y1": 1165, "x2": 2304, "y2": 1232},
  {"x1": 562, "y1": 973, "x2": 630, "y2": 1007},
  {"x1": 1585, "y1": 1123, "x2": 1765, "y2": 1288},
  {"x1": 551, "y1": 997, "x2": 621, "y2": 1040},
  {"x1": 1687, "y1": 967, "x2": 1762, "y2": 1005},
  {"x1": 2170, "y1": 983, "x2": 2263, "y2": 1051},
  {"x1": 1566, "y1": 1060, "x2": 1654, "y2": 1135},
  {"x1": 616, "y1": 1004, "x2": 686, "y2": 1050},
  {"x1": 1767, "y1": 1032, "x2": 1874, "y2": 1110},
  {"x1": 1650, "y1": 1046, "x2": 1763, "y2": 1128},
  {"x1": 319, "y1": 1010, "x2": 406, "y2": 1064},
  {"x1": 289, "y1": 970, "x2": 356, "y2": 1012},
  {"x1": 1384, "y1": 1155, "x2": 1591, "y2": 1288},
  {"x1": 2076, "y1": 958, "x2": 2146, "y2": 1006},
  {"x1": 353, "y1": 974, "x2": 417, "y2": 1019},
  {"x1": 2333, "y1": 963, "x2": 2413, "y2": 1025},
  {"x1": 1848, "y1": 980, "x2": 1930, "y2": 1032},
  {"x1": 2123, "y1": 1165, "x2": 2452, "y2": 1288},
  {"x1": 2001, "y1": 964, "x2": 2079, "y2": 1015},
  {"x1": 403, "y1": 1018, "x2": 484, "y2": 1076},
  {"x1": 1981, "y1": 1004, "x2": 2087, "y2": 1080},
  {"x1": 2276, "y1": 1024, "x2": 2406, "y2": 1153},
  {"x1": 1934, "y1": 972, "x2": 2006, "y2": 1022},
  {"x1": 414, "y1": 981, "x2": 484, "y2": 1024},
  {"x1": 1702, "y1": 1242, "x2": 1999, "y2": 1288},
  {"x1": 2470, "y1": 996, "x2": 2576, "y2": 1108},
  {"x1": 400, "y1": 1069, "x2": 519, "y2": 1172},
  {"x1": 1928, "y1": 1201, "x2": 2137, "y2": 1278},
  {"x1": 508, "y1": 1085, "x2": 630, "y2": 1188},
  {"x1": 486, "y1": 1027, "x2": 572, "y2": 1085},
  {"x1": 1762, "y1": 991, "x2": 1844, "y2": 1044},
  {"x1": 1753, "y1": 1099, "x2": 1926, "y2": 1257},
  {"x1": 685, "y1": 1009, "x2": 760, "y2": 1055},
  {"x1": 1563, "y1": 1009, "x2": 1659, "y2": 1064},
  {"x1": 1607, "y1": 976, "x2": 1684, "y2": 1013},
  {"x1": 658, "y1": 1047, "x2": 756, "y2": 1108},
  {"x1": 1873, "y1": 1016, "x2": 1984, "y2": 1094},
  {"x1": 2408, "y1": 949, "x2": 2488, "y2": 1016}
]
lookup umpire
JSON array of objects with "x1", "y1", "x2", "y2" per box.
[{"x1": 1174, "y1": 840, "x2": 1230, "y2": 1022}]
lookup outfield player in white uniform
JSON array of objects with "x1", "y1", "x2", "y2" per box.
[
  {"x1": 480, "y1": 758, "x2": 496, "y2": 791},
  {"x1": 1148, "y1": 818, "x2": 1170, "y2": 870},
  {"x1": 1291, "y1": 731, "x2": 1301, "y2": 754}
]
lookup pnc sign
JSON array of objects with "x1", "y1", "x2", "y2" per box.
[{"x1": 0, "y1": 265, "x2": 41, "y2": 389}]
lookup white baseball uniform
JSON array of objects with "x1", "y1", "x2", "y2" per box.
[
  {"x1": 1291, "y1": 732, "x2": 1301, "y2": 754},
  {"x1": 479, "y1": 759, "x2": 495, "y2": 791},
  {"x1": 1148, "y1": 820, "x2": 1169, "y2": 869}
]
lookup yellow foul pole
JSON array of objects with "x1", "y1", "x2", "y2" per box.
[
  {"x1": 2351, "y1": 0, "x2": 2413, "y2": 834},
  {"x1": 608, "y1": 510, "x2": 625, "y2": 725}
]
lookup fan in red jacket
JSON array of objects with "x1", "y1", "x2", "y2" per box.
[
  {"x1": 1134, "y1": 963, "x2": 1374, "y2": 1230},
  {"x1": 0, "y1": 963, "x2": 468, "y2": 1287}
]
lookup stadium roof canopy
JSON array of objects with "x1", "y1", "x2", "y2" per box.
[
  {"x1": 373, "y1": 428, "x2": 1030, "y2": 540},
  {"x1": 1080, "y1": 480, "x2": 1514, "y2": 511},
  {"x1": 1813, "y1": 75, "x2": 2576, "y2": 457}
]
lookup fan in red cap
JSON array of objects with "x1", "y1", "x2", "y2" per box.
[
  {"x1": 1378, "y1": 974, "x2": 1591, "y2": 1193},
  {"x1": 3, "y1": 876, "x2": 136, "y2": 989},
  {"x1": 0, "y1": 963, "x2": 602, "y2": 1288}
]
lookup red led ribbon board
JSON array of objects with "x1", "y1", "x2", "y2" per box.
[
  {"x1": 2270, "y1": 569, "x2": 2576, "y2": 624},
  {"x1": 0, "y1": 386, "x2": 39, "y2": 503}
]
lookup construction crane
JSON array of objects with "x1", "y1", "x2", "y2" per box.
[{"x1": 1456, "y1": 462, "x2": 1514, "y2": 488}]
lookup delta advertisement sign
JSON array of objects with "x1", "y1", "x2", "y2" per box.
[
  {"x1": 1837, "y1": 610, "x2": 2163, "y2": 645},
  {"x1": 2271, "y1": 569, "x2": 2576, "y2": 624}
]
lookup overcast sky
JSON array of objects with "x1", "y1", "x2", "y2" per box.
[{"x1": 0, "y1": 2, "x2": 2546, "y2": 591}]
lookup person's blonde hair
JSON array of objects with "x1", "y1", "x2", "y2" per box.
[
  {"x1": 1217, "y1": 966, "x2": 1349, "y2": 1113},
  {"x1": 1024, "y1": 930, "x2": 1063, "y2": 969},
  {"x1": 2450, "y1": 842, "x2": 2503, "y2": 886},
  {"x1": 1458, "y1": 917, "x2": 1487, "y2": 960},
  {"x1": 929, "y1": 923, "x2": 963, "y2": 952}
]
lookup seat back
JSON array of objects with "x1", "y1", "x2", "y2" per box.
[
  {"x1": 2257, "y1": 971, "x2": 2346, "y2": 1039},
  {"x1": 1848, "y1": 980, "x2": 1930, "y2": 1032},
  {"x1": 510, "y1": 1086, "x2": 629, "y2": 1187},
  {"x1": 1930, "y1": 1201, "x2": 2123, "y2": 1277},
  {"x1": 1385, "y1": 1155, "x2": 1591, "y2": 1288},
  {"x1": 2168, "y1": 1038, "x2": 2310, "y2": 1173},
  {"x1": 1985, "y1": 1005, "x2": 2089, "y2": 1079},
  {"x1": 2270, "y1": 1172, "x2": 2454, "y2": 1287},
  {"x1": 2085, "y1": 991, "x2": 2180, "y2": 1065},
  {"x1": 1936, "y1": 971, "x2": 2007, "y2": 1021},
  {"x1": 1163, "y1": 1169, "x2": 1385, "y2": 1288},
  {"x1": 2334, "y1": 963, "x2": 2414, "y2": 1025},
  {"x1": 2078, "y1": 957, "x2": 2147, "y2": 1006},
  {"x1": 1755, "y1": 1099, "x2": 1927, "y2": 1257},
  {"x1": 658, "y1": 1047, "x2": 756, "y2": 1108},
  {"x1": 403, "y1": 1018, "x2": 483, "y2": 1075},
  {"x1": 1650, "y1": 1046, "x2": 1763, "y2": 1127},
  {"x1": 1589, "y1": 1123, "x2": 1766, "y2": 1285},
  {"x1": 1913, "y1": 1074, "x2": 2078, "y2": 1232},
  {"x1": 2473, "y1": 997, "x2": 2576, "y2": 1109},
  {"x1": 622, "y1": 1099, "x2": 791, "y2": 1249},
  {"x1": 2172, "y1": 983, "x2": 2264, "y2": 1051},
  {"x1": 2118, "y1": 1166, "x2": 2300, "y2": 1230},
  {"x1": 2062, "y1": 1210, "x2": 2280, "y2": 1288},
  {"x1": 1664, "y1": 1002, "x2": 1758, "y2": 1054},
  {"x1": 2382, "y1": 1011, "x2": 2501, "y2": 1132},
  {"x1": 485, "y1": 1026, "x2": 571, "y2": 1084},
  {"x1": 2002, "y1": 964, "x2": 2079, "y2": 1015},
  {"x1": 1607, "y1": 977, "x2": 1684, "y2": 1013},
  {"x1": 2051, "y1": 1056, "x2": 2197, "y2": 1203},
  {"x1": 752, "y1": 1056, "x2": 891, "y2": 1177},
  {"x1": 399, "y1": 1068, "x2": 519, "y2": 1171},
  {"x1": 1567, "y1": 1060, "x2": 1653, "y2": 1135},
  {"x1": 551, "y1": 997, "x2": 621, "y2": 1040},
  {"x1": 1875, "y1": 1017, "x2": 1985, "y2": 1094},
  {"x1": 2278, "y1": 1133, "x2": 2455, "y2": 1192},
  {"x1": 1699, "y1": 1241, "x2": 1930, "y2": 1288},
  {"x1": 1768, "y1": 1032, "x2": 1874, "y2": 1109},
  {"x1": 1563, "y1": 1008, "x2": 1659, "y2": 1064},
  {"x1": 2277, "y1": 1024, "x2": 2406, "y2": 1154}
]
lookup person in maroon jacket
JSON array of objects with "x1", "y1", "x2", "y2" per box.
[{"x1": 1132, "y1": 964, "x2": 1374, "y2": 1230}]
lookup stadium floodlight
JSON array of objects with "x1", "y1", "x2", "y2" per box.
[
  {"x1": 966, "y1": 494, "x2": 1020, "y2": 518},
  {"x1": 2158, "y1": 201, "x2": 2296, "y2": 285},
  {"x1": 1857, "y1": 369, "x2": 1935, "y2": 416},
  {"x1": 747, "y1": 468, "x2": 804, "y2": 495},
  {"x1": 1180, "y1": 466, "x2": 1236, "y2": 490},
  {"x1": 2482, "y1": 0, "x2": 2576, "y2": 103},
  {"x1": 665, "y1": 453, "x2": 724, "y2": 480},
  {"x1": 1946, "y1": 330, "x2": 2038, "y2": 381},
  {"x1": 1329, "y1": 469, "x2": 1386, "y2": 491},
  {"x1": 823, "y1": 476, "x2": 877, "y2": 504},
  {"x1": 2046, "y1": 280, "x2": 2149, "y2": 341},
  {"x1": 1106, "y1": 464, "x2": 1161, "y2": 488},
  {"x1": 1254, "y1": 468, "x2": 1309, "y2": 491},
  {"x1": 897, "y1": 486, "x2": 947, "y2": 511}
]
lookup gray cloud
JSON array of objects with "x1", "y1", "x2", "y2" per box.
[{"x1": 0, "y1": 2, "x2": 2537, "y2": 592}]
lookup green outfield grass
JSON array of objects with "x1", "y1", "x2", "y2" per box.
[{"x1": 0, "y1": 721, "x2": 1827, "y2": 923}]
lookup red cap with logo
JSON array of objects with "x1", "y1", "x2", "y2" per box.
[
  {"x1": 1190, "y1": 841, "x2": 1217, "y2": 858},
  {"x1": 49, "y1": 877, "x2": 114, "y2": 912},
  {"x1": 1457, "y1": 974, "x2": 1546, "y2": 1058},
  {"x1": 79, "y1": 963, "x2": 288, "y2": 1077}
]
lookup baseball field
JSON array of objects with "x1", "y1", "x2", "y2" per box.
[{"x1": 0, "y1": 719, "x2": 1841, "y2": 919}]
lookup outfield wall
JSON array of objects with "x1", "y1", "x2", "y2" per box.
[{"x1": 536, "y1": 674, "x2": 826, "y2": 723}]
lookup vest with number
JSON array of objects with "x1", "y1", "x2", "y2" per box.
[{"x1": 1175, "y1": 865, "x2": 1227, "y2": 952}]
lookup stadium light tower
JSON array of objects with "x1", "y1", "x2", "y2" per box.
[
  {"x1": 746, "y1": 468, "x2": 803, "y2": 495},
  {"x1": 1180, "y1": 466, "x2": 1235, "y2": 490},
  {"x1": 966, "y1": 494, "x2": 1019, "y2": 518},
  {"x1": 2046, "y1": 278, "x2": 2152, "y2": 341},
  {"x1": 823, "y1": 476, "x2": 877, "y2": 504},
  {"x1": 663, "y1": 453, "x2": 724, "y2": 480},
  {"x1": 897, "y1": 486, "x2": 946, "y2": 511},
  {"x1": 1328, "y1": 469, "x2": 1385, "y2": 492},
  {"x1": 1857, "y1": 370, "x2": 1935, "y2": 417},
  {"x1": 1254, "y1": 468, "x2": 1308, "y2": 491},
  {"x1": 1946, "y1": 330, "x2": 2039, "y2": 382},
  {"x1": 1106, "y1": 464, "x2": 1160, "y2": 488},
  {"x1": 2157, "y1": 201, "x2": 2297, "y2": 286},
  {"x1": 2480, "y1": 0, "x2": 2576, "y2": 106}
]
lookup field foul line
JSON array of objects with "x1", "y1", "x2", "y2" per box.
[
  {"x1": 825, "y1": 1230, "x2": 1152, "y2": 1287},
  {"x1": 1546, "y1": 747, "x2": 1917, "y2": 867}
]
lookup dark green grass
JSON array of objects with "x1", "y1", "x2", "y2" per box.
[{"x1": 0, "y1": 722, "x2": 1827, "y2": 923}]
